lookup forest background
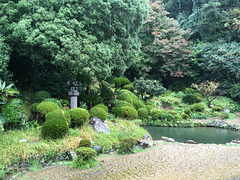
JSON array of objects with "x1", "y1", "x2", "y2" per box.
[{"x1": 1, "y1": 0, "x2": 240, "y2": 101}]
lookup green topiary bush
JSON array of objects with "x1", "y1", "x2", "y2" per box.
[
  {"x1": 191, "y1": 103, "x2": 206, "y2": 112},
  {"x1": 132, "y1": 99, "x2": 145, "y2": 110},
  {"x1": 117, "y1": 90, "x2": 133, "y2": 104},
  {"x1": 150, "y1": 108, "x2": 164, "y2": 120},
  {"x1": 30, "y1": 103, "x2": 39, "y2": 113},
  {"x1": 123, "y1": 84, "x2": 134, "y2": 92},
  {"x1": 76, "y1": 147, "x2": 97, "y2": 161},
  {"x1": 79, "y1": 139, "x2": 91, "y2": 148},
  {"x1": 69, "y1": 108, "x2": 89, "y2": 126},
  {"x1": 118, "y1": 137, "x2": 137, "y2": 154},
  {"x1": 174, "y1": 114, "x2": 182, "y2": 121},
  {"x1": 146, "y1": 105, "x2": 155, "y2": 113},
  {"x1": 212, "y1": 106, "x2": 223, "y2": 112},
  {"x1": 137, "y1": 108, "x2": 148, "y2": 119},
  {"x1": 111, "y1": 106, "x2": 138, "y2": 120},
  {"x1": 45, "y1": 109, "x2": 71, "y2": 126},
  {"x1": 42, "y1": 98, "x2": 62, "y2": 107},
  {"x1": 42, "y1": 119, "x2": 69, "y2": 139},
  {"x1": 114, "y1": 77, "x2": 130, "y2": 88},
  {"x1": 121, "y1": 106, "x2": 138, "y2": 120},
  {"x1": 181, "y1": 113, "x2": 190, "y2": 119},
  {"x1": 34, "y1": 91, "x2": 51, "y2": 102},
  {"x1": 111, "y1": 100, "x2": 134, "y2": 108},
  {"x1": 94, "y1": 104, "x2": 108, "y2": 113},
  {"x1": 90, "y1": 107, "x2": 108, "y2": 120},
  {"x1": 73, "y1": 147, "x2": 98, "y2": 169},
  {"x1": 36, "y1": 102, "x2": 60, "y2": 116}
]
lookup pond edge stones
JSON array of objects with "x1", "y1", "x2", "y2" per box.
[{"x1": 161, "y1": 136, "x2": 175, "y2": 143}]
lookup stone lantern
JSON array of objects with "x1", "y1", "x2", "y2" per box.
[{"x1": 68, "y1": 76, "x2": 80, "y2": 109}]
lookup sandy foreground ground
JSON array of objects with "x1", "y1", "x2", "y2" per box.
[{"x1": 21, "y1": 141, "x2": 240, "y2": 180}]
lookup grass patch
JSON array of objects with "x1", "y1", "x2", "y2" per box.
[
  {"x1": 226, "y1": 113, "x2": 236, "y2": 120},
  {"x1": 0, "y1": 120, "x2": 149, "y2": 168}
]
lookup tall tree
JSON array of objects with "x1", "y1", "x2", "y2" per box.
[
  {"x1": 140, "y1": 0, "x2": 192, "y2": 79},
  {"x1": 0, "y1": 0, "x2": 148, "y2": 85}
]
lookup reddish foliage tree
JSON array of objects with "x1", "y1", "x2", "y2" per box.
[{"x1": 142, "y1": 0, "x2": 192, "y2": 78}]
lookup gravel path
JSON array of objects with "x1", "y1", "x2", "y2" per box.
[{"x1": 21, "y1": 141, "x2": 240, "y2": 180}]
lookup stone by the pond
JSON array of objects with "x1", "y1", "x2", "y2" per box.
[
  {"x1": 214, "y1": 120, "x2": 228, "y2": 127},
  {"x1": 206, "y1": 120, "x2": 228, "y2": 128},
  {"x1": 144, "y1": 134, "x2": 152, "y2": 140},
  {"x1": 138, "y1": 139, "x2": 153, "y2": 148},
  {"x1": 161, "y1": 136, "x2": 175, "y2": 143},
  {"x1": 69, "y1": 151, "x2": 77, "y2": 160},
  {"x1": 184, "y1": 140, "x2": 197, "y2": 144},
  {"x1": 232, "y1": 139, "x2": 240, "y2": 144},
  {"x1": 93, "y1": 145, "x2": 103, "y2": 153},
  {"x1": 90, "y1": 117, "x2": 110, "y2": 134}
]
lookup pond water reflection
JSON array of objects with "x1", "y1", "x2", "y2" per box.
[{"x1": 143, "y1": 126, "x2": 240, "y2": 144}]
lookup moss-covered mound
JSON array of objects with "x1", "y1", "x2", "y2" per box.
[
  {"x1": 137, "y1": 108, "x2": 148, "y2": 119},
  {"x1": 69, "y1": 108, "x2": 89, "y2": 126},
  {"x1": 42, "y1": 119, "x2": 69, "y2": 139},
  {"x1": 36, "y1": 102, "x2": 60, "y2": 116},
  {"x1": 45, "y1": 109, "x2": 71, "y2": 126},
  {"x1": 90, "y1": 107, "x2": 108, "y2": 120}
]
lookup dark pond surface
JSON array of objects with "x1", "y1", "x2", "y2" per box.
[{"x1": 143, "y1": 126, "x2": 240, "y2": 144}]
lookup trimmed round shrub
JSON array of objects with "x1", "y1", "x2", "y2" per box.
[
  {"x1": 69, "y1": 108, "x2": 89, "y2": 126},
  {"x1": 182, "y1": 113, "x2": 190, "y2": 119},
  {"x1": 123, "y1": 84, "x2": 134, "y2": 92},
  {"x1": 221, "y1": 112, "x2": 229, "y2": 119},
  {"x1": 118, "y1": 137, "x2": 137, "y2": 154},
  {"x1": 184, "y1": 109, "x2": 191, "y2": 115},
  {"x1": 76, "y1": 147, "x2": 97, "y2": 161},
  {"x1": 212, "y1": 105, "x2": 223, "y2": 112},
  {"x1": 185, "y1": 88, "x2": 196, "y2": 94},
  {"x1": 174, "y1": 114, "x2": 182, "y2": 121},
  {"x1": 191, "y1": 103, "x2": 205, "y2": 112},
  {"x1": 133, "y1": 99, "x2": 145, "y2": 110},
  {"x1": 111, "y1": 100, "x2": 134, "y2": 108},
  {"x1": 183, "y1": 94, "x2": 197, "y2": 104},
  {"x1": 150, "y1": 108, "x2": 164, "y2": 120},
  {"x1": 79, "y1": 139, "x2": 91, "y2": 148},
  {"x1": 36, "y1": 102, "x2": 60, "y2": 116},
  {"x1": 94, "y1": 104, "x2": 108, "y2": 113},
  {"x1": 121, "y1": 106, "x2": 138, "y2": 120},
  {"x1": 90, "y1": 107, "x2": 108, "y2": 120},
  {"x1": 194, "y1": 93, "x2": 203, "y2": 98},
  {"x1": 42, "y1": 119, "x2": 69, "y2": 139},
  {"x1": 137, "y1": 108, "x2": 148, "y2": 119},
  {"x1": 146, "y1": 105, "x2": 155, "y2": 113},
  {"x1": 111, "y1": 106, "x2": 123, "y2": 117},
  {"x1": 34, "y1": 91, "x2": 51, "y2": 102},
  {"x1": 42, "y1": 98, "x2": 62, "y2": 107},
  {"x1": 114, "y1": 77, "x2": 130, "y2": 88},
  {"x1": 30, "y1": 103, "x2": 39, "y2": 113},
  {"x1": 117, "y1": 90, "x2": 133, "y2": 104},
  {"x1": 212, "y1": 111, "x2": 222, "y2": 117},
  {"x1": 45, "y1": 109, "x2": 71, "y2": 126},
  {"x1": 112, "y1": 106, "x2": 138, "y2": 120}
]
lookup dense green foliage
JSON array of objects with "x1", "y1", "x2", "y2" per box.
[
  {"x1": 42, "y1": 118, "x2": 69, "y2": 139},
  {"x1": 45, "y1": 109, "x2": 71, "y2": 126},
  {"x1": 118, "y1": 137, "x2": 137, "y2": 154},
  {"x1": 34, "y1": 91, "x2": 51, "y2": 102},
  {"x1": 68, "y1": 108, "x2": 89, "y2": 126},
  {"x1": 36, "y1": 102, "x2": 60, "y2": 116},
  {"x1": 79, "y1": 139, "x2": 91, "y2": 148},
  {"x1": 90, "y1": 106, "x2": 108, "y2": 120},
  {"x1": 0, "y1": 36, "x2": 11, "y2": 81}
]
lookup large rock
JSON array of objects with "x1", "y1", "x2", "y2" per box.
[
  {"x1": 161, "y1": 136, "x2": 175, "y2": 143},
  {"x1": 207, "y1": 120, "x2": 228, "y2": 128},
  {"x1": 90, "y1": 117, "x2": 111, "y2": 134}
]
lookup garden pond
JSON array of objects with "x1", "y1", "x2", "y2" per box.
[{"x1": 143, "y1": 126, "x2": 240, "y2": 144}]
